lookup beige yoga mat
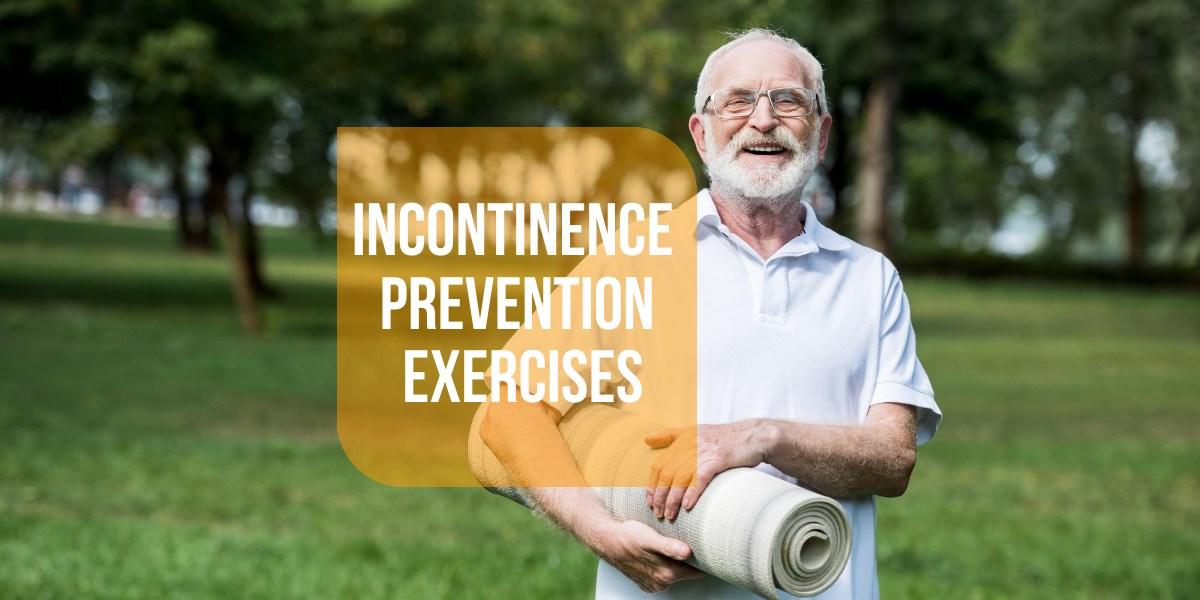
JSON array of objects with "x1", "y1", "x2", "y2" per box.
[{"x1": 467, "y1": 403, "x2": 851, "y2": 599}]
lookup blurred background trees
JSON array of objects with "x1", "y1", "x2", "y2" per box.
[
  {"x1": 2, "y1": 0, "x2": 1197, "y2": 332},
  {"x1": 1007, "y1": 0, "x2": 1198, "y2": 266}
]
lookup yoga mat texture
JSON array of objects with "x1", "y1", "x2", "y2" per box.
[{"x1": 467, "y1": 403, "x2": 851, "y2": 599}]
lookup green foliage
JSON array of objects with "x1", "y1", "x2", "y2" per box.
[
  {"x1": 1005, "y1": 0, "x2": 1200, "y2": 262},
  {"x1": 901, "y1": 115, "x2": 1012, "y2": 246},
  {"x1": 2, "y1": 0, "x2": 1199, "y2": 263},
  {"x1": 0, "y1": 0, "x2": 93, "y2": 121}
]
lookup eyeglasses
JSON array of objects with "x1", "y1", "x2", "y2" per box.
[{"x1": 701, "y1": 87, "x2": 824, "y2": 119}]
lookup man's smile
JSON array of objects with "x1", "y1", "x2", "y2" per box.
[
  {"x1": 741, "y1": 144, "x2": 788, "y2": 156},
  {"x1": 737, "y1": 145, "x2": 793, "y2": 165}
]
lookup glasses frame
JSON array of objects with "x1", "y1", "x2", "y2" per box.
[{"x1": 701, "y1": 86, "x2": 825, "y2": 120}]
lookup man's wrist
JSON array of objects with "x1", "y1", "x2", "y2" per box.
[
  {"x1": 753, "y1": 418, "x2": 784, "y2": 464},
  {"x1": 577, "y1": 510, "x2": 624, "y2": 555}
]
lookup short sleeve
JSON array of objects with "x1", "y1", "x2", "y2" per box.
[{"x1": 871, "y1": 267, "x2": 941, "y2": 446}]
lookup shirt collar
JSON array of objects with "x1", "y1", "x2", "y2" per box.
[{"x1": 694, "y1": 188, "x2": 853, "y2": 252}]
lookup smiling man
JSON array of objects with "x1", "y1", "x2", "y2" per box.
[{"x1": 482, "y1": 29, "x2": 941, "y2": 599}]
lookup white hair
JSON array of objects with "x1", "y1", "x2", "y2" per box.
[{"x1": 694, "y1": 28, "x2": 827, "y2": 116}]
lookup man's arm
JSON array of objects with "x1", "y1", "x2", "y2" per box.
[
  {"x1": 758, "y1": 402, "x2": 918, "y2": 498},
  {"x1": 479, "y1": 387, "x2": 703, "y2": 593},
  {"x1": 645, "y1": 403, "x2": 919, "y2": 520}
]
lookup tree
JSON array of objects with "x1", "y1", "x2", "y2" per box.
[
  {"x1": 761, "y1": 0, "x2": 1017, "y2": 254},
  {"x1": 0, "y1": 0, "x2": 106, "y2": 198},
  {"x1": 3, "y1": 0, "x2": 342, "y2": 332},
  {"x1": 1008, "y1": 0, "x2": 1198, "y2": 265}
]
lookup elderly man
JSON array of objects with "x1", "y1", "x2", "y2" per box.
[{"x1": 481, "y1": 29, "x2": 941, "y2": 600}]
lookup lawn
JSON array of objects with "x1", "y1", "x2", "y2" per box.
[{"x1": 1, "y1": 212, "x2": 1197, "y2": 598}]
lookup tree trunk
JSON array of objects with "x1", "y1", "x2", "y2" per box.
[
  {"x1": 172, "y1": 151, "x2": 208, "y2": 251},
  {"x1": 173, "y1": 170, "x2": 192, "y2": 248},
  {"x1": 97, "y1": 151, "x2": 121, "y2": 210},
  {"x1": 207, "y1": 159, "x2": 262, "y2": 335},
  {"x1": 827, "y1": 92, "x2": 851, "y2": 233},
  {"x1": 238, "y1": 179, "x2": 277, "y2": 299},
  {"x1": 855, "y1": 3, "x2": 901, "y2": 255},
  {"x1": 298, "y1": 193, "x2": 329, "y2": 249},
  {"x1": 173, "y1": 147, "x2": 216, "y2": 251},
  {"x1": 1125, "y1": 47, "x2": 1149, "y2": 267},
  {"x1": 855, "y1": 72, "x2": 900, "y2": 255},
  {"x1": 1125, "y1": 121, "x2": 1146, "y2": 267},
  {"x1": 197, "y1": 189, "x2": 214, "y2": 249}
]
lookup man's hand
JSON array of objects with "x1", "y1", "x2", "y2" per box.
[
  {"x1": 644, "y1": 421, "x2": 773, "y2": 521},
  {"x1": 589, "y1": 519, "x2": 704, "y2": 593},
  {"x1": 484, "y1": 395, "x2": 704, "y2": 593}
]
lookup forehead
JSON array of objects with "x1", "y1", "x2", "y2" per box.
[{"x1": 709, "y1": 40, "x2": 813, "y2": 89}]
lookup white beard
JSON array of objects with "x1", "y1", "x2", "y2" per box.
[{"x1": 704, "y1": 120, "x2": 822, "y2": 215}]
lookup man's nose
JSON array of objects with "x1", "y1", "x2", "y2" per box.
[{"x1": 748, "y1": 94, "x2": 779, "y2": 132}]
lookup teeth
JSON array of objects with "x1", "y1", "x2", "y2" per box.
[{"x1": 745, "y1": 145, "x2": 784, "y2": 152}]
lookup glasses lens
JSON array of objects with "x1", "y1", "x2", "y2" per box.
[
  {"x1": 769, "y1": 89, "x2": 813, "y2": 116},
  {"x1": 714, "y1": 89, "x2": 757, "y2": 117},
  {"x1": 711, "y1": 88, "x2": 816, "y2": 118}
]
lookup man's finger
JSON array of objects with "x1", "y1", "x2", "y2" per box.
[
  {"x1": 646, "y1": 442, "x2": 688, "y2": 505},
  {"x1": 639, "y1": 530, "x2": 692, "y2": 561},
  {"x1": 651, "y1": 468, "x2": 675, "y2": 518},
  {"x1": 666, "y1": 562, "x2": 705, "y2": 582},
  {"x1": 663, "y1": 482, "x2": 689, "y2": 521},
  {"x1": 683, "y1": 465, "x2": 718, "y2": 511},
  {"x1": 646, "y1": 452, "x2": 671, "y2": 506},
  {"x1": 650, "y1": 448, "x2": 688, "y2": 516},
  {"x1": 661, "y1": 459, "x2": 695, "y2": 521},
  {"x1": 643, "y1": 427, "x2": 682, "y2": 449}
]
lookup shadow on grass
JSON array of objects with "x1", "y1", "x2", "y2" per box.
[{"x1": 0, "y1": 213, "x2": 335, "y2": 316}]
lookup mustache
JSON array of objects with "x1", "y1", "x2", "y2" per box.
[{"x1": 726, "y1": 127, "x2": 802, "y2": 152}]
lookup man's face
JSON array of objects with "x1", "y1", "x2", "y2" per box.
[{"x1": 689, "y1": 41, "x2": 832, "y2": 205}]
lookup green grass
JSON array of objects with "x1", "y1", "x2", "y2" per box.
[{"x1": 1, "y1": 212, "x2": 1198, "y2": 598}]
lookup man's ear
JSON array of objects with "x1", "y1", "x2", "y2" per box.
[
  {"x1": 817, "y1": 113, "x2": 833, "y2": 161},
  {"x1": 688, "y1": 114, "x2": 708, "y2": 163}
]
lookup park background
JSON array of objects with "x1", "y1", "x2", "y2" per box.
[{"x1": 1, "y1": 0, "x2": 1198, "y2": 598}]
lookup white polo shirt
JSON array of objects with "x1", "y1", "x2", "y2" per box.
[
  {"x1": 502, "y1": 189, "x2": 941, "y2": 599},
  {"x1": 590, "y1": 189, "x2": 941, "y2": 600}
]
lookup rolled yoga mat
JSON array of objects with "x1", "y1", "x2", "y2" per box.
[{"x1": 467, "y1": 403, "x2": 852, "y2": 599}]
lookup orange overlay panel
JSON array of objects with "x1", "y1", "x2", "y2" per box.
[{"x1": 337, "y1": 127, "x2": 697, "y2": 486}]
